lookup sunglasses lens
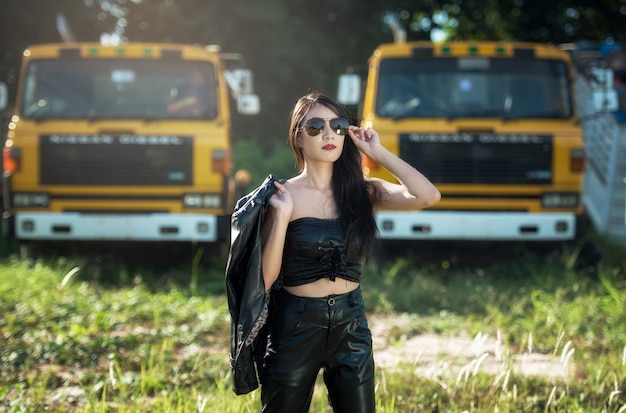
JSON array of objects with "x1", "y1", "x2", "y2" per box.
[
  {"x1": 302, "y1": 117, "x2": 349, "y2": 136},
  {"x1": 303, "y1": 118, "x2": 325, "y2": 136},
  {"x1": 330, "y1": 118, "x2": 349, "y2": 135}
]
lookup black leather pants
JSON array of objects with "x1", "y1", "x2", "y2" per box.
[{"x1": 261, "y1": 287, "x2": 375, "y2": 413}]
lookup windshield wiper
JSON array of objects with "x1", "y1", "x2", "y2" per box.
[
  {"x1": 443, "y1": 109, "x2": 508, "y2": 121},
  {"x1": 502, "y1": 111, "x2": 565, "y2": 121}
]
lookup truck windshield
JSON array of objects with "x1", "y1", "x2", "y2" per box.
[
  {"x1": 376, "y1": 57, "x2": 572, "y2": 120},
  {"x1": 21, "y1": 59, "x2": 218, "y2": 120}
]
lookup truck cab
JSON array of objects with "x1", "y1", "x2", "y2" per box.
[
  {"x1": 2, "y1": 43, "x2": 258, "y2": 249},
  {"x1": 339, "y1": 41, "x2": 615, "y2": 241}
]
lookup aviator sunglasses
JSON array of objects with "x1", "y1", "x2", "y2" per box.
[{"x1": 299, "y1": 117, "x2": 350, "y2": 136}]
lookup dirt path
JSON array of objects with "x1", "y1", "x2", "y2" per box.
[{"x1": 370, "y1": 314, "x2": 573, "y2": 381}]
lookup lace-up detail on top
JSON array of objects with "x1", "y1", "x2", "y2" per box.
[{"x1": 318, "y1": 240, "x2": 349, "y2": 282}]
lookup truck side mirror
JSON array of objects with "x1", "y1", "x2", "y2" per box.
[
  {"x1": 0, "y1": 82, "x2": 7, "y2": 110},
  {"x1": 337, "y1": 74, "x2": 361, "y2": 105},
  {"x1": 225, "y1": 69, "x2": 259, "y2": 114},
  {"x1": 589, "y1": 67, "x2": 619, "y2": 112},
  {"x1": 237, "y1": 94, "x2": 260, "y2": 115},
  {"x1": 224, "y1": 69, "x2": 254, "y2": 96}
]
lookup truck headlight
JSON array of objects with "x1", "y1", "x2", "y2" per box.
[
  {"x1": 541, "y1": 193, "x2": 579, "y2": 208},
  {"x1": 13, "y1": 192, "x2": 49, "y2": 207},
  {"x1": 184, "y1": 194, "x2": 221, "y2": 208}
]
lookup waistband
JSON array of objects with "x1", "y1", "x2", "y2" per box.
[{"x1": 277, "y1": 286, "x2": 363, "y2": 309}]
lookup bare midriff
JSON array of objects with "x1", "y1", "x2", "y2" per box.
[{"x1": 284, "y1": 277, "x2": 360, "y2": 297}]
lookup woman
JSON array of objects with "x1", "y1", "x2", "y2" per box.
[{"x1": 260, "y1": 92, "x2": 440, "y2": 412}]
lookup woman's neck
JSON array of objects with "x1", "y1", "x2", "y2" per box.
[{"x1": 298, "y1": 164, "x2": 333, "y2": 191}]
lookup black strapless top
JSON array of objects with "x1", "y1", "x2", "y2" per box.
[{"x1": 280, "y1": 217, "x2": 362, "y2": 287}]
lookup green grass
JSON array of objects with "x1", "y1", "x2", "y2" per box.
[{"x1": 1, "y1": 236, "x2": 625, "y2": 412}]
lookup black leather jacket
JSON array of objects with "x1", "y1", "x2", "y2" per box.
[{"x1": 225, "y1": 174, "x2": 283, "y2": 395}]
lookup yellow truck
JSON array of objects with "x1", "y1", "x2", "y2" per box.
[
  {"x1": 1, "y1": 42, "x2": 258, "y2": 247},
  {"x1": 338, "y1": 40, "x2": 614, "y2": 241}
]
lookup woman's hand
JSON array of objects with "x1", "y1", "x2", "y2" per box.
[
  {"x1": 347, "y1": 125, "x2": 382, "y2": 158},
  {"x1": 269, "y1": 181, "x2": 293, "y2": 218}
]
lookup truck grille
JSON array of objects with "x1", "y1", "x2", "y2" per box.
[
  {"x1": 40, "y1": 134, "x2": 193, "y2": 186},
  {"x1": 399, "y1": 133, "x2": 553, "y2": 185}
]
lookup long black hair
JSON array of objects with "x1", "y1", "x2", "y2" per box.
[{"x1": 288, "y1": 91, "x2": 378, "y2": 258}]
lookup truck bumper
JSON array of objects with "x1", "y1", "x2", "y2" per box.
[
  {"x1": 375, "y1": 211, "x2": 577, "y2": 241},
  {"x1": 14, "y1": 212, "x2": 229, "y2": 242}
]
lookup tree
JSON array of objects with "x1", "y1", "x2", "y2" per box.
[
  {"x1": 374, "y1": 0, "x2": 626, "y2": 43},
  {"x1": 2, "y1": 0, "x2": 625, "y2": 146}
]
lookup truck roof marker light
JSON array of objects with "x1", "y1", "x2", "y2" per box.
[
  {"x1": 59, "y1": 47, "x2": 81, "y2": 57},
  {"x1": 88, "y1": 47, "x2": 98, "y2": 56},
  {"x1": 570, "y1": 148, "x2": 585, "y2": 172},
  {"x1": 116, "y1": 47, "x2": 125, "y2": 55},
  {"x1": 513, "y1": 48, "x2": 535, "y2": 58},
  {"x1": 143, "y1": 48, "x2": 153, "y2": 56},
  {"x1": 496, "y1": 46, "x2": 506, "y2": 55},
  {"x1": 412, "y1": 47, "x2": 434, "y2": 57},
  {"x1": 469, "y1": 46, "x2": 479, "y2": 54},
  {"x1": 442, "y1": 46, "x2": 451, "y2": 54},
  {"x1": 161, "y1": 49, "x2": 183, "y2": 59}
]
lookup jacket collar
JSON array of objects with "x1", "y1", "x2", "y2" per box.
[{"x1": 232, "y1": 174, "x2": 284, "y2": 222}]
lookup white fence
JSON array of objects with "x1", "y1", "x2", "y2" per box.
[{"x1": 576, "y1": 74, "x2": 626, "y2": 245}]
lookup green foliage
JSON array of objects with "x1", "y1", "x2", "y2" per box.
[
  {"x1": 0, "y1": 254, "x2": 231, "y2": 412},
  {"x1": 1, "y1": 238, "x2": 625, "y2": 411},
  {"x1": 232, "y1": 137, "x2": 299, "y2": 193},
  {"x1": 2, "y1": 1, "x2": 625, "y2": 149}
]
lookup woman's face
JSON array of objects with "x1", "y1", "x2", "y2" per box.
[{"x1": 297, "y1": 104, "x2": 346, "y2": 165}]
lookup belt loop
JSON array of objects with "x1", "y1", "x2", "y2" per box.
[
  {"x1": 298, "y1": 297, "x2": 306, "y2": 313},
  {"x1": 350, "y1": 288, "x2": 359, "y2": 307}
]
